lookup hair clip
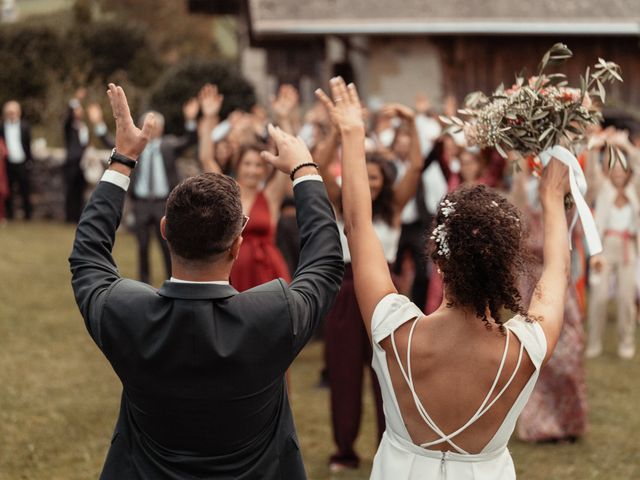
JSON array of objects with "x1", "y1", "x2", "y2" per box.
[{"x1": 431, "y1": 223, "x2": 451, "y2": 258}]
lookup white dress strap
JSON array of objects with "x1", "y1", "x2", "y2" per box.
[
  {"x1": 390, "y1": 316, "x2": 526, "y2": 454},
  {"x1": 371, "y1": 293, "x2": 424, "y2": 344},
  {"x1": 504, "y1": 315, "x2": 548, "y2": 370}
]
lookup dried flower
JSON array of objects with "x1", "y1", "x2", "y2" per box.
[
  {"x1": 431, "y1": 200, "x2": 456, "y2": 258},
  {"x1": 440, "y1": 43, "x2": 625, "y2": 168}
]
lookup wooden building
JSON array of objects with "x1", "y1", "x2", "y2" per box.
[{"x1": 190, "y1": 0, "x2": 640, "y2": 111}]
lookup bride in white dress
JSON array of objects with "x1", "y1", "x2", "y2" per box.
[{"x1": 316, "y1": 78, "x2": 572, "y2": 479}]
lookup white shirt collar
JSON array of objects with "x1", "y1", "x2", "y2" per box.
[{"x1": 169, "y1": 276, "x2": 229, "y2": 285}]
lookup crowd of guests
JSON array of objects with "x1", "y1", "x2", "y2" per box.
[{"x1": 3, "y1": 81, "x2": 640, "y2": 471}]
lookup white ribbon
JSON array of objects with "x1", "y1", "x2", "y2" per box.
[{"x1": 538, "y1": 145, "x2": 603, "y2": 256}]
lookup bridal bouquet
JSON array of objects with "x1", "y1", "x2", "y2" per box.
[
  {"x1": 441, "y1": 43, "x2": 625, "y2": 170},
  {"x1": 441, "y1": 43, "x2": 623, "y2": 256}
]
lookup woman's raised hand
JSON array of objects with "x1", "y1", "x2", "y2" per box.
[
  {"x1": 380, "y1": 103, "x2": 415, "y2": 122},
  {"x1": 539, "y1": 157, "x2": 571, "y2": 206},
  {"x1": 315, "y1": 77, "x2": 365, "y2": 134},
  {"x1": 87, "y1": 103, "x2": 104, "y2": 125},
  {"x1": 198, "y1": 84, "x2": 224, "y2": 119},
  {"x1": 271, "y1": 84, "x2": 299, "y2": 121}
]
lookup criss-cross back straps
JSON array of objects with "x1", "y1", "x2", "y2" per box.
[{"x1": 390, "y1": 317, "x2": 525, "y2": 454}]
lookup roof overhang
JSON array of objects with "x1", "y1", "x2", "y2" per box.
[
  {"x1": 250, "y1": 20, "x2": 640, "y2": 36},
  {"x1": 248, "y1": 0, "x2": 640, "y2": 37}
]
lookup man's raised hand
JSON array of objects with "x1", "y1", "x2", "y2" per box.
[
  {"x1": 107, "y1": 83, "x2": 154, "y2": 160},
  {"x1": 260, "y1": 124, "x2": 313, "y2": 176}
]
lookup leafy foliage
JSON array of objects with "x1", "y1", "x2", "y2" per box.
[
  {"x1": 0, "y1": 15, "x2": 161, "y2": 139},
  {"x1": 0, "y1": 25, "x2": 68, "y2": 116},
  {"x1": 70, "y1": 21, "x2": 162, "y2": 87},
  {"x1": 148, "y1": 59, "x2": 256, "y2": 134}
]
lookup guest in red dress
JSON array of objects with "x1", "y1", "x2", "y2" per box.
[
  {"x1": 229, "y1": 147, "x2": 291, "y2": 290},
  {"x1": 196, "y1": 84, "x2": 291, "y2": 291}
]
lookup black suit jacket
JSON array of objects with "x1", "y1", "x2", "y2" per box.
[
  {"x1": 0, "y1": 120, "x2": 32, "y2": 164},
  {"x1": 97, "y1": 127, "x2": 196, "y2": 198},
  {"x1": 69, "y1": 177, "x2": 344, "y2": 479},
  {"x1": 64, "y1": 105, "x2": 89, "y2": 164}
]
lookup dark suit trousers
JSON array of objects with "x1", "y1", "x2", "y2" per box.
[
  {"x1": 324, "y1": 264, "x2": 385, "y2": 467},
  {"x1": 6, "y1": 162, "x2": 32, "y2": 220},
  {"x1": 393, "y1": 220, "x2": 430, "y2": 311},
  {"x1": 64, "y1": 161, "x2": 86, "y2": 223},
  {"x1": 133, "y1": 198, "x2": 171, "y2": 283}
]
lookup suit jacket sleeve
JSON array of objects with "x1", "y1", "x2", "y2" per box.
[
  {"x1": 285, "y1": 179, "x2": 344, "y2": 356},
  {"x1": 68, "y1": 180, "x2": 125, "y2": 348}
]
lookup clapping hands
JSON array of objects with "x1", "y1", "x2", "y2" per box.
[{"x1": 380, "y1": 103, "x2": 416, "y2": 122}]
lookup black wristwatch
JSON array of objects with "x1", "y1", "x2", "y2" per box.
[{"x1": 109, "y1": 148, "x2": 137, "y2": 169}]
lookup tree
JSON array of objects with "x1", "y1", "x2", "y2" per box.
[{"x1": 148, "y1": 59, "x2": 255, "y2": 134}]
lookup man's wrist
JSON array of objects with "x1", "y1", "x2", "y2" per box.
[
  {"x1": 114, "y1": 148, "x2": 139, "y2": 161},
  {"x1": 108, "y1": 162, "x2": 133, "y2": 177},
  {"x1": 292, "y1": 165, "x2": 319, "y2": 180}
]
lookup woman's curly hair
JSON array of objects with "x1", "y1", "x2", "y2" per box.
[{"x1": 429, "y1": 185, "x2": 530, "y2": 331}]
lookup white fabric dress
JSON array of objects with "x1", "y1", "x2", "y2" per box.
[{"x1": 370, "y1": 294, "x2": 547, "y2": 480}]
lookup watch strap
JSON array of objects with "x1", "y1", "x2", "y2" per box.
[{"x1": 109, "y1": 148, "x2": 137, "y2": 169}]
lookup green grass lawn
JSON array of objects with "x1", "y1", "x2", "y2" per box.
[{"x1": 1, "y1": 221, "x2": 639, "y2": 479}]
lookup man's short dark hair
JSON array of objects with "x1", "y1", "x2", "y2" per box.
[{"x1": 165, "y1": 173, "x2": 243, "y2": 261}]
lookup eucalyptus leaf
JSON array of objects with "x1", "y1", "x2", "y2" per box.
[
  {"x1": 532, "y1": 110, "x2": 549, "y2": 120},
  {"x1": 495, "y1": 142, "x2": 508, "y2": 159},
  {"x1": 596, "y1": 79, "x2": 606, "y2": 102},
  {"x1": 608, "y1": 144, "x2": 616, "y2": 170},
  {"x1": 618, "y1": 147, "x2": 628, "y2": 170},
  {"x1": 539, "y1": 126, "x2": 554, "y2": 142},
  {"x1": 609, "y1": 68, "x2": 623, "y2": 82},
  {"x1": 538, "y1": 51, "x2": 551, "y2": 73}
]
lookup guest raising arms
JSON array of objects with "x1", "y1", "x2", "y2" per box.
[
  {"x1": 510, "y1": 159, "x2": 587, "y2": 443},
  {"x1": 318, "y1": 76, "x2": 572, "y2": 479},
  {"x1": 198, "y1": 84, "x2": 292, "y2": 292},
  {"x1": 313, "y1": 89, "x2": 424, "y2": 472}
]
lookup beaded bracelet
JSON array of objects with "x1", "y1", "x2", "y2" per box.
[{"x1": 289, "y1": 162, "x2": 319, "y2": 181}]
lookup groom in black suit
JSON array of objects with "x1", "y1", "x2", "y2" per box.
[{"x1": 69, "y1": 84, "x2": 344, "y2": 479}]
